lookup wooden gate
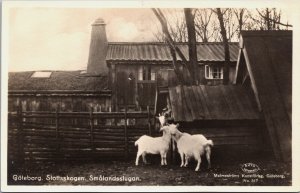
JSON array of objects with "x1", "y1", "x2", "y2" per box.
[{"x1": 8, "y1": 107, "x2": 154, "y2": 164}]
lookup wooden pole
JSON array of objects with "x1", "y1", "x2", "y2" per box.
[
  {"x1": 172, "y1": 139, "x2": 176, "y2": 164},
  {"x1": 17, "y1": 102, "x2": 24, "y2": 164},
  {"x1": 90, "y1": 109, "x2": 95, "y2": 152},
  {"x1": 124, "y1": 106, "x2": 129, "y2": 159},
  {"x1": 147, "y1": 106, "x2": 152, "y2": 136},
  {"x1": 55, "y1": 107, "x2": 60, "y2": 160}
]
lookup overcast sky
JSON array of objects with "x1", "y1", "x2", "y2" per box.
[
  {"x1": 7, "y1": 7, "x2": 294, "y2": 72},
  {"x1": 8, "y1": 8, "x2": 159, "y2": 72}
]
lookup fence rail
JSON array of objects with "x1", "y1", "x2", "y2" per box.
[{"x1": 8, "y1": 106, "x2": 154, "y2": 164}]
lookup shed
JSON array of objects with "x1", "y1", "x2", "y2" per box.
[
  {"x1": 8, "y1": 71, "x2": 111, "y2": 112},
  {"x1": 235, "y1": 30, "x2": 292, "y2": 162},
  {"x1": 163, "y1": 85, "x2": 264, "y2": 147}
]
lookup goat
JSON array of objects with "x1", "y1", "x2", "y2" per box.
[
  {"x1": 156, "y1": 107, "x2": 173, "y2": 126},
  {"x1": 157, "y1": 113, "x2": 167, "y2": 126},
  {"x1": 134, "y1": 126, "x2": 171, "y2": 166},
  {"x1": 167, "y1": 123, "x2": 213, "y2": 171}
]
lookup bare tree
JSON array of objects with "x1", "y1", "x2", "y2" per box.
[
  {"x1": 233, "y1": 8, "x2": 251, "y2": 38},
  {"x1": 152, "y1": 8, "x2": 192, "y2": 84},
  {"x1": 152, "y1": 9, "x2": 187, "y2": 42},
  {"x1": 152, "y1": 8, "x2": 200, "y2": 85},
  {"x1": 194, "y1": 9, "x2": 219, "y2": 42},
  {"x1": 215, "y1": 8, "x2": 230, "y2": 84},
  {"x1": 249, "y1": 8, "x2": 292, "y2": 30},
  {"x1": 184, "y1": 8, "x2": 199, "y2": 84}
]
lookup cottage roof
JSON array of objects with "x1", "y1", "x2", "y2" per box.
[
  {"x1": 168, "y1": 85, "x2": 261, "y2": 122},
  {"x1": 8, "y1": 71, "x2": 109, "y2": 91},
  {"x1": 106, "y1": 42, "x2": 239, "y2": 62},
  {"x1": 235, "y1": 30, "x2": 292, "y2": 161}
]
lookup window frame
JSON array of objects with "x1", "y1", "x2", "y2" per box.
[
  {"x1": 138, "y1": 66, "x2": 156, "y2": 81},
  {"x1": 205, "y1": 65, "x2": 223, "y2": 80}
]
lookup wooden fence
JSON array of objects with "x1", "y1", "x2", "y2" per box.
[{"x1": 8, "y1": 106, "x2": 155, "y2": 164}]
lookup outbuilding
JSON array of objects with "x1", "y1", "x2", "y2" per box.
[{"x1": 235, "y1": 30, "x2": 292, "y2": 162}]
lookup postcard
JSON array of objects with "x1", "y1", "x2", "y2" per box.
[{"x1": 1, "y1": 0, "x2": 300, "y2": 192}]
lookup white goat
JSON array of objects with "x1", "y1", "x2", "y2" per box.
[
  {"x1": 134, "y1": 126, "x2": 171, "y2": 166},
  {"x1": 156, "y1": 107, "x2": 172, "y2": 126},
  {"x1": 167, "y1": 123, "x2": 213, "y2": 171},
  {"x1": 157, "y1": 113, "x2": 167, "y2": 126}
]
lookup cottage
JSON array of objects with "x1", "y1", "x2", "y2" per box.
[
  {"x1": 8, "y1": 18, "x2": 239, "y2": 113},
  {"x1": 90, "y1": 18, "x2": 239, "y2": 111}
]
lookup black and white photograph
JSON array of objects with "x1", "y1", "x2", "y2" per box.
[{"x1": 1, "y1": 0, "x2": 299, "y2": 192}]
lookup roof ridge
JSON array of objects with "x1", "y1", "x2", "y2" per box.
[
  {"x1": 9, "y1": 70, "x2": 85, "y2": 73},
  {"x1": 108, "y1": 42, "x2": 239, "y2": 45},
  {"x1": 240, "y1": 30, "x2": 292, "y2": 37}
]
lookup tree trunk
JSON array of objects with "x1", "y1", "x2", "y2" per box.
[
  {"x1": 216, "y1": 8, "x2": 230, "y2": 85},
  {"x1": 266, "y1": 8, "x2": 271, "y2": 30},
  {"x1": 152, "y1": 8, "x2": 194, "y2": 85},
  {"x1": 184, "y1": 8, "x2": 199, "y2": 85},
  {"x1": 152, "y1": 9, "x2": 185, "y2": 84}
]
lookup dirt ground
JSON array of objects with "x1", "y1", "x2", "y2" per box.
[{"x1": 8, "y1": 155, "x2": 291, "y2": 186}]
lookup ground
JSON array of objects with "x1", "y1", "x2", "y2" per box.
[{"x1": 8, "y1": 155, "x2": 291, "y2": 186}]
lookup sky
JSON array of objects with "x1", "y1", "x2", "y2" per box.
[
  {"x1": 6, "y1": 6, "x2": 294, "y2": 72},
  {"x1": 8, "y1": 8, "x2": 159, "y2": 72}
]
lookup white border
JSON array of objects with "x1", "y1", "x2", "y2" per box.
[{"x1": 1, "y1": 0, "x2": 300, "y2": 192}]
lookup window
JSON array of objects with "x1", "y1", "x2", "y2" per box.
[
  {"x1": 31, "y1": 71, "x2": 52, "y2": 78},
  {"x1": 138, "y1": 66, "x2": 144, "y2": 80},
  {"x1": 205, "y1": 65, "x2": 223, "y2": 79},
  {"x1": 150, "y1": 70, "x2": 156, "y2": 81},
  {"x1": 138, "y1": 66, "x2": 156, "y2": 81}
]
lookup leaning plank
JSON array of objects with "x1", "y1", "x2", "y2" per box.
[
  {"x1": 175, "y1": 85, "x2": 184, "y2": 122},
  {"x1": 168, "y1": 87, "x2": 179, "y2": 121},
  {"x1": 182, "y1": 86, "x2": 196, "y2": 121}
]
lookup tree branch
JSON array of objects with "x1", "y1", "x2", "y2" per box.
[{"x1": 256, "y1": 9, "x2": 293, "y2": 27}]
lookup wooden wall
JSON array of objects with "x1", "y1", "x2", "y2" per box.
[
  {"x1": 110, "y1": 61, "x2": 237, "y2": 111},
  {"x1": 178, "y1": 120, "x2": 266, "y2": 147},
  {"x1": 8, "y1": 94, "x2": 111, "y2": 113},
  {"x1": 111, "y1": 63, "x2": 172, "y2": 110},
  {"x1": 156, "y1": 62, "x2": 237, "y2": 87}
]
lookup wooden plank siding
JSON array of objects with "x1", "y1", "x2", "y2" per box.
[
  {"x1": 178, "y1": 125, "x2": 264, "y2": 146},
  {"x1": 241, "y1": 32, "x2": 292, "y2": 161},
  {"x1": 8, "y1": 110, "x2": 154, "y2": 163},
  {"x1": 9, "y1": 95, "x2": 111, "y2": 113}
]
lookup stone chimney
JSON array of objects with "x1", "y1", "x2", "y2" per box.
[{"x1": 87, "y1": 18, "x2": 108, "y2": 75}]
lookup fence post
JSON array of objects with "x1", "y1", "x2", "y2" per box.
[
  {"x1": 90, "y1": 109, "x2": 95, "y2": 153},
  {"x1": 147, "y1": 106, "x2": 152, "y2": 136},
  {"x1": 124, "y1": 106, "x2": 129, "y2": 159},
  {"x1": 55, "y1": 107, "x2": 60, "y2": 160},
  {"x1": 17, "y1": 102, "x2": 24, "y2": 164}
]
